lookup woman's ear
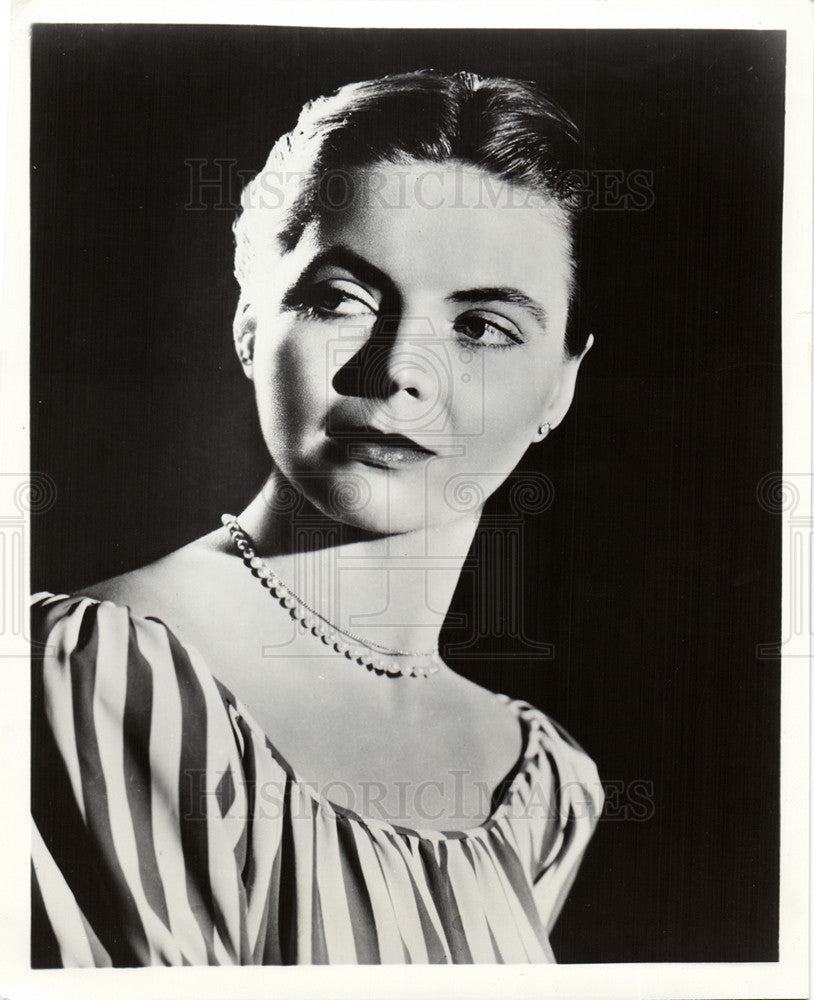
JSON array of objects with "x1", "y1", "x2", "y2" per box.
[
  {"x1": 233, "y1": 293, "x2": 257, "y2": 381},
  {"x1": 537, "y1": 333, "x2": 594, "y2": 437}
]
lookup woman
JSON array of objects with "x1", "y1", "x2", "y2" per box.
[{"x1": 31, "y1": 69, "x2": 603, "y2": 966}]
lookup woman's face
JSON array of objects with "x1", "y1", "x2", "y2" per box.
[{"x1": 239, "y1": 160, "x2": 589, "y2": 534}]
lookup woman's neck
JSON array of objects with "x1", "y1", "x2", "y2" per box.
[{"x1": 232, "y1": 471, "x2": 480, "y2": 653}]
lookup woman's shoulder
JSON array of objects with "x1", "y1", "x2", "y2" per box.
[
  {"x1": 33, "y1": 535, "x2": 239, "y2": 645},
  {"x1": 31, "y1": 580, "x2": 213, "y2": 709},
  {"x1": 31, "y1": 544, "x2": 234, "y2": 713},
  {"x1": 31, "y1": 571, "x2": 264, "y2": 967},
  {"x1": 508, "y1": 696, "x2": 601, "y2": 771},
  {"x1": 436, "y1": 671, "x2": 603, "y2": 826},
  {"x1": 61, "y1": 536, "x2": 227, "y2": 620},
  {"x1": 446, "y1": 669, "x2": 600, "y2": 776},
  {"x1": 31, "y1": 564, "x2": 257, "y2": 787},
  {"x1": 509, "y1": 697, "x2": 605, "y2": 827}
]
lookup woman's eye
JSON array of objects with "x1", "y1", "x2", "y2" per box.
[
  {"x1": 304, "y1": 281, "x2": 378, "y2": 319},
  {"x1": 453, "y1": 314, "x2": 524, "y2": 348}
]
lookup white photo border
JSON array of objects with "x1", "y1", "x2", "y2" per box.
[{"x1": 1, "y1": 1, "x2": 810, "y2": 998}]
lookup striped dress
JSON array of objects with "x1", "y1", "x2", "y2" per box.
[{"x1": 31, "y1": 592, "x2": 603, "y2": 967}]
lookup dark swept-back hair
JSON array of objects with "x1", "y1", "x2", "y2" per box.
[{"x1": 234, "y1": 69, "x2": 589, "y2": 356}]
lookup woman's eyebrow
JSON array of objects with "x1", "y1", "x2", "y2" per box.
[
  {"x1": 447, "y1": 287, "x2": 549, "y2": 329},
  {"x1": 283, "y1": 245, "x2": 392, "y2": 304}
]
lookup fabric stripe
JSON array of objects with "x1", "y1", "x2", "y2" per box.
[
  {"x1": 436, "y1": 841, "x2": 473, "y2": 962},
  {"x1": 32, "y1": 654, "x2": 125, "y2": 962},
  {"x1": 464, "y1": 835, "x2": 529, "y2": 962},
  {"x1": 534, "y1": 792, "x2": 596, "y2": 933},
  {"x1": 31, "y1": 858, "x2": 62, "y2": 969},
  {"x1": 377, "y1": 831, "x2": 447, "y2": 963},
  {"x1": 238, "y1": 725, "x2": 285, "y2": 953},
  {"x1": 485, "y1": 920, "x2": 504, "y2": 963},
  {"x1": 536, "y1": 744, "x2": 567, "y2": 873},
  {"x1": 184, "y1": 638, "x2": 250, "y2": 962},
  {"x1": 31, "y1": 824, "x2": 97, "y2": 967},
  {"x1": 487, "y1": 826, "x2": 547, "y2": 956},
  {"x1": 415, "y1": 839, "x2": 471, "y2": 962},
  {"x1": 389, "y1": 834, "x2": 455, "y2": 955},
  {"x1": 123, "y1": 618, "x2": 172, "y2": 933},
  {"x1": 231, "y1": 711, "x2": 261, "y2": 883},
  {"x1": 489, "y1": 825, "x2": 546, "y2": 939},
  {"x1": 482, "y1": 842, "x2": 544, "y2": 961},
  {"x1": 335, "y1": 817, "x2": 381, "y2": 963},
  {"x1": 310, "y1": 810, "x2": 329, "y2": 964},
  {"x1": 68, "y1": 602, "x2": 151, "y2": 964},
  {"x1": 93, "y1": 603, "x2": 183, "y2": 964},
  {"x1": 186, "y1": 641, "x2": 247, "y2": 962},
  {"x1": 276, "y1": 782, "x2": 299, "y2": 962},
  {"x1": 367, "y1": 828, "x2": 435, "y2": 962},
  {"x1": 443, "y1": 839, "x2": 495, "y2": 961},
  {"x1": 138, "y1": 617, "x2": 210, "y2": 962},
  {"x1": 39, "y1": 601, "x2": 88, "y2": 822},
  {"x1": 261, "y1": 828, "x2": 285, "y2": 963},
  {"x1": 33, "y1": 818, "x2": 121, "y2": 968},
  {"x1": 347, "y1": 823, "x2": 409, "y2": 962},
  {"x1": 313, "y1": 808, "x2": 357, "y2": 963},
  {"x1": 289, "y1": 784, "x2": 316, "y2": 963},
  {"x1": 223, "y1": 714, "x2": 250, "y2": 862},
  {"x1": 169, "y1": 630, "x2": 219, "y2": 964},
  {"x1": 512, "y1": 763, "x2": 561, "y2": 878}
]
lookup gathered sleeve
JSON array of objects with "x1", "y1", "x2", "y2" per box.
[
  {"x1": 30, "y1": 593, "x2": 264, "y2": 968},
  {"x1": 528, "y1": 711, "x2": 605, "y2": 935}
]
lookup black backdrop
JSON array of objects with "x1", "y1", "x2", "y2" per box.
[{"x1": 31, "y1": 26, "x2": 783, "y2": 963}]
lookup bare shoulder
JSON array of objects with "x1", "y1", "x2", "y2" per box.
[
  {"x1": 72, "y1": 527, "x2": 301, "y2": 682},
  {"x1": 77, "y1": 529, "x2": 237, "y2": 635}
]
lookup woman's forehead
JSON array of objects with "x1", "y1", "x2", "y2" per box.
[{"x1": 310, "y1": 161, "x2": 573, "y2": 303}]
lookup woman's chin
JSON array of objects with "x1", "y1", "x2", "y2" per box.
[{"x1": 291, "y1": 473, "x2": 467, "y2": 536}]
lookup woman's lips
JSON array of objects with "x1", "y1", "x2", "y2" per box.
[
  {"x1": 328, "y1": 426, "x2": 436, "y2": 468},
  {"x1": 347, "y1": 440, "x2": 431, "y2": 467}
]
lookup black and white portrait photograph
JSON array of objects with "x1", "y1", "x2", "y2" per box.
[{"x1": 0, "y1": 2, "x2": 810, "y2": 998}]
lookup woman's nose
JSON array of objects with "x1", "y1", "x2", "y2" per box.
[{"x1": 332, "y1": 313, "x2": 447, "y2": 404}]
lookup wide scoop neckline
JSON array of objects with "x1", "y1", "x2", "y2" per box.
[
  {"x1": 218, "y1": 679, "x2": 544, "y2": 842},
  {"x1": 34, "y1": 591, "x2": 548, "y2": 843}
]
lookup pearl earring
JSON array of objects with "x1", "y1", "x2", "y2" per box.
[{"x1": 536, "y1": 422, "x2": 551, "y2": 441}]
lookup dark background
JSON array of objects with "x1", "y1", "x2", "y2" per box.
[{"x1": 31, "y1": 26, "x2": 783, "y2": 963}]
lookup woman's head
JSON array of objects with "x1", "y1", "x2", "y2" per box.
[
  {"x1": 235, "y1": 69, "x2": 589, "y2": 359},
  {"x1": 233, "y1": 70, "x2": 593, "y2": 534}
]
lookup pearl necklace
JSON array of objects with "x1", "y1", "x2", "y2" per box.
[{"x1": 222, "y1": 515, "x2": 442, "y2": 678}]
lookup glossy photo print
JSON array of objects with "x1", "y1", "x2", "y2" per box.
[{"x1": 15, "y1": 15, "x2": 807, "y2": 998}]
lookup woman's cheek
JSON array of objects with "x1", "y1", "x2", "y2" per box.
[
  {"x1": 262, "y1": 328, "x2": 319, "y2": 402},
  {"x1": 252, "y1": 335, "x2": 309, "y2": 448},
  {"x1": 477, "y1": 361, "x2": 535, "y2": 428}
]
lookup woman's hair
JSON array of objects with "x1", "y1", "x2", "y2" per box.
[{"x1": 234, "y1": 69, "x2": 589, "y2": 357}]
